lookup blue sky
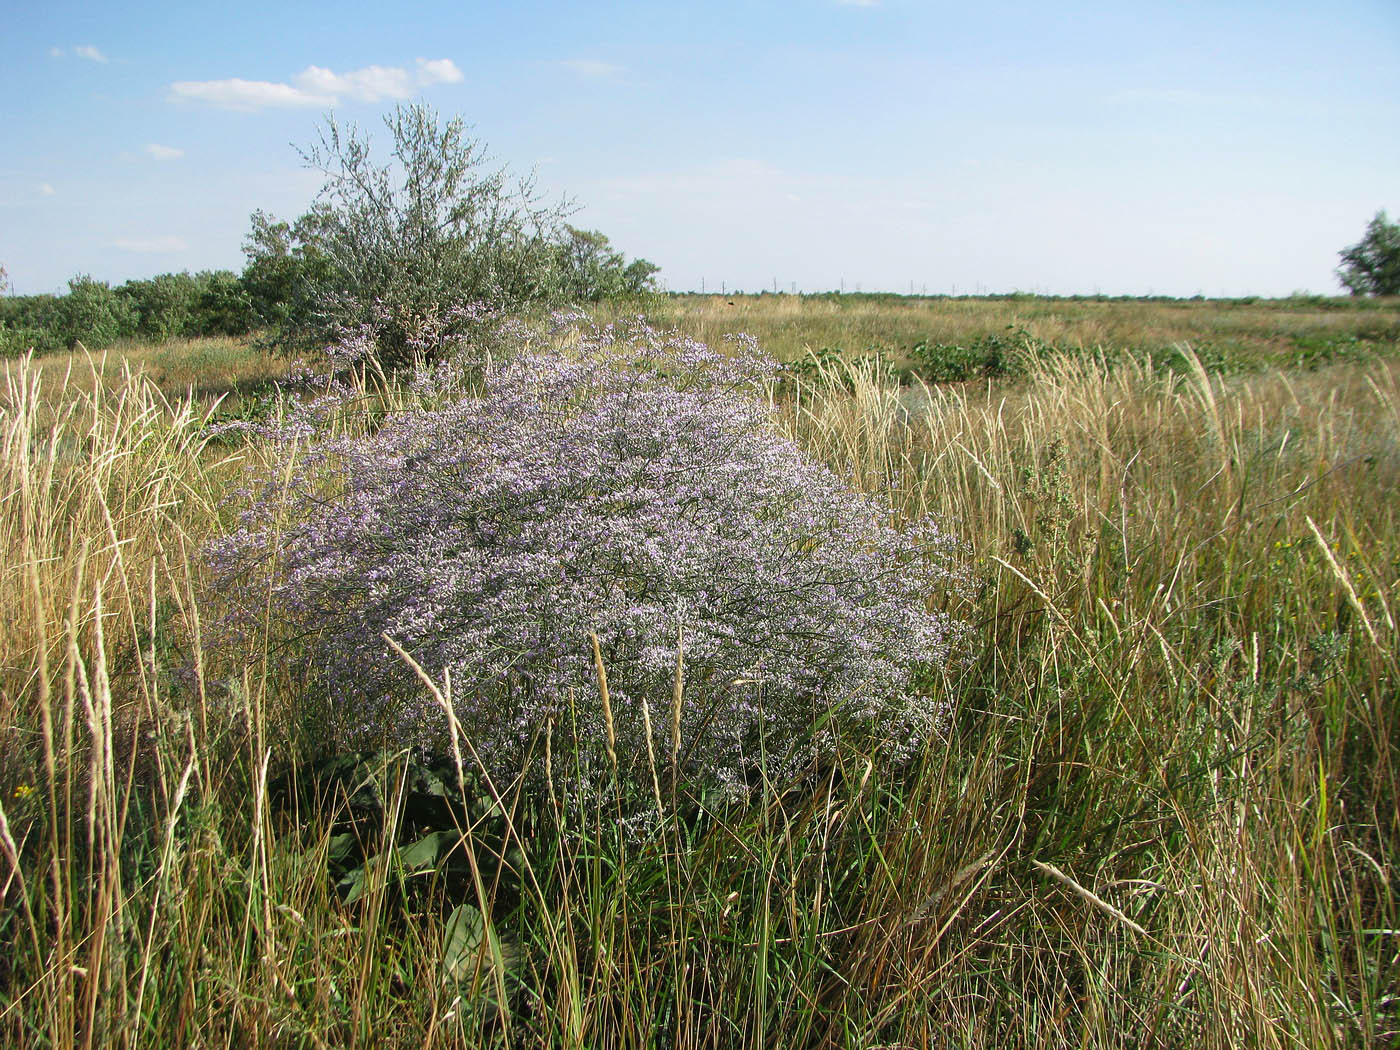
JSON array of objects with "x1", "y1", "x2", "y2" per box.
[{"x1": 3, "y1": 0, "x2": 1397, "y2": 297}]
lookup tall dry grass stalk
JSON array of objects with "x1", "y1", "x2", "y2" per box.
[
  {"x1": 0, "y1": 355, "x2": 520, "y2": 1047},
  {"x1": 0, "y1": 354, "x2": 221, "y2": 1047},
  {"x1": 776, "y1": 348, "x2": 1398, "y2": 1046}
]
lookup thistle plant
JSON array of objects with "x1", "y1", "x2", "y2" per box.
[{"x1": 207, "y1": 316, "x2": 964, "y2": 805}]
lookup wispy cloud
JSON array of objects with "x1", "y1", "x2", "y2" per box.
[
  {"x1": 562, "y1": 59, "x2": 621, "y2": 77},
  {"x1": 50, "y1": 44, "x2": 110, "y2": 61},
  {"x1": 415, "y1": 58, "x2": 463, "y2": 86},
  {"x1": 113, "y1": 235, "x2": 187, "y2": 253},
  {"x1": 170, "y1": 78, "x2": 328, "y2": 110},
  {"x1": 39, "y1": 183, "x2": 55, "y2": 197},
  {"x1": 170, "y1": 57, "x2": 463, "y2": 111},
  {"x1": 145, "y1": 143, "x2": 184, "y2": 161}
]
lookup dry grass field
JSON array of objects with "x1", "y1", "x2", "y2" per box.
[{"x1": 0, "y1": 295, "x2": 1396, "y2": 1047}]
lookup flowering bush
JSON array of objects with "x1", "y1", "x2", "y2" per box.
[
  {"x1": 208, "y1": 317, "x2": 964, "y2": 804},
  {"x1": 320, "y1": 298, "x2": 501, "y2": 369}
]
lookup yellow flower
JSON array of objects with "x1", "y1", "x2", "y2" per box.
[{"x1": 12, "y1": 784, "x2": 35, "y2": 801}]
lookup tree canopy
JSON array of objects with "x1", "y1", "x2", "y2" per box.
[
  {"x1": 1337, "y1": 210, "x2": 1400, "y2": 297},
  {"x1": 244, "y1": 104, "x2": 661, "y2": 367}
]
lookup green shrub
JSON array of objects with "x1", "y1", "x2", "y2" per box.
[
  {"x1": 57, "y1": 275, "x2": 137, "y2": 349},
  {"x1": 191, "y1": 270, "x2": 257, "y2": 336},
  {"x1": 239, "y1": 209, "x2": 333, "y2": 332},
  {"x1": 911, "y1": 325, "x2": 1039, "y2": 381},
  {"x1": 0, "y1": 293, "x2": 65, "y2": 356},
  {"x1": 119, "y1": 272, "x2": 201, "y2": 341}
]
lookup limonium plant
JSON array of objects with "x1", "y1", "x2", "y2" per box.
[{"x1": 207, "y1": 315, "x2": 964, "y2": 805}]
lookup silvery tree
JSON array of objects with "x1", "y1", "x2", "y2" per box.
[
  {"x1": 207, "y1": 317, "x2": 965, "y2": 807},
  {"x1": 272, "y1": 104, "x2": 575, "y2": 367}
]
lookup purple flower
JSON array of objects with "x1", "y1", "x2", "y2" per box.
[{"x1": 206, "y1": 315, "x2": 966, "y2": 806}]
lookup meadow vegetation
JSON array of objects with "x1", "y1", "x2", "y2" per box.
[
  {"x1": 623, "y1": 291, "x2": 1400, "y2": 379},
  {"x1": 0, "y1": 292, "x2": 1396, "y2": 1048}
]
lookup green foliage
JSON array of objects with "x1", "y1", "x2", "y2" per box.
[
  {"x1": 779, "y1": 344, "x2": 902, "y2": 395},
  {"x1": 192, "y1": 269, "x2": 257, "y2": 336},
  {"x1": 780, "y1": 343, "x2": 846, "y2": 384},
  {"x1": 243, "y1": 105, "x2": 663, "y2": 367},
  {"x1": 1, "y1": 270, "x2": 259, "y2": 356},
  {"x1": 553, "y1": 226, "x2": 660, "y2": 301},
  {"x1": 0, "y1": 291, "x2": 65, "y2": 355},
  {"x1": 261, "y1": 104, "x2": 573, "y2": 366},
  {"x1": 272, "y1": 751, "x2": 520, "y2": 904},
  {"x1": 910, "y1": 324, "x2": 1040, "y2": 381},
  {"x1": 1337, "y1": 210, "x2": 1400, "y2": 296},
  {"x1": 57, "y1": 275, "x2": 137, "y2": 349},
  {"x1": 115, "y1": 269, "x2": 261, "y2": 342},
  {"x1": 239, "y1": 208, "x2": 333, "y2": 331},
  {"x1": 119, "y1": 271, "x2": 201, "y2": 341},
  {"x1": 1288, "y1": 332, "x2": 1379, "y2": 370}
]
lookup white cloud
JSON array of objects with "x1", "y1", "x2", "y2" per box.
[
  {"x1": 415, "y1": 58, "x2": 464, "y2": 86},
  {"x1": 74, "y1": 44, "x2": 107, "y2": 63},
  {"x1": 49, "y1": 47, "x2": 64, "y2": 58},
  {"x1": 170, "y1": 77, "x2": 331, "y2": 110},
  {"x1": 145, "y1": 143, "x2": 184, "y2": 161},
  {"x1": 562, "y1": 59, "x2": 621, "y2": 77},
  {"x1": 294, "y1": 64, "x2": 414, "y2": 103},
  {"x1": 113, "y1": 235, "x2": 187, "y2": 253},
  {"x1": 39, "y1": 183, "x2": 55, "y2": 197},
  {"x1": 171, "y1": 58, "x2": 463, "y2": 111}
]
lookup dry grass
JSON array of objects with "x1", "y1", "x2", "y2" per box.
[
  {"x1": 1, "y1": 336, "x2": 290, "y2": 409},
  {"x1": 780, "y1": 349, "x2": 1398, "y2": 1045},
  {"x1": 0, "y1": 328, "x2": 1395, "y2": 1046}
]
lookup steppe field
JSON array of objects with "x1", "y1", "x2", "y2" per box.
[{"x1": 2, "y1": 292, "x2": 1398, "y2": 1048}]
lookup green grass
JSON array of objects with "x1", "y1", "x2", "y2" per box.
[
  {"x1": 605, "y1": 291, "x2": 1400, "y2": 377},
  {"x1": 0, "y1": 302, "x2": 1396, "y2": 1047}
]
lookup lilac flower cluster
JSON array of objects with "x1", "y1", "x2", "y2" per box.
[
  {"x1": 322, "y1": 298, "x2": 502, "y2": 369},
  {"x1": 207, "y1": 317, "x2": 964, "y2": 803}
]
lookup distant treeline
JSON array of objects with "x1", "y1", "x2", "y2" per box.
[
  {"x1": 1, "y1": 271, "x2": 257, "y2": 355},
  {"x1": 678, "y1": 289, "x2": 1395, "y2": 310},
  {"x1": 0, "y1": 223, "x2": 659, "y2": 358}
]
